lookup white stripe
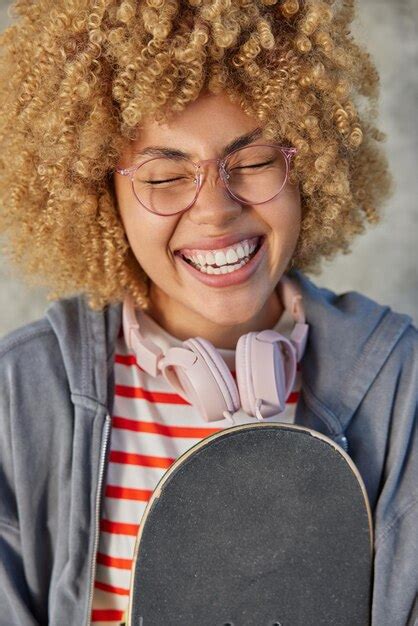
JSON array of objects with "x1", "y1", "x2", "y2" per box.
[
  {"x1": 93, "y1": 588, "x2": 127, "y2": 609},
  {"x1": 98, "y1": 532, "x2": 136, "y2": 560},
  {"x1": 112, "y1": 395, "x2": 197, "y2": 423},
  {"x1": 106, "y1": 463, "x2": 167, "y2": 491},
  {"x1": 96, "y1": 564, "x2": 132, "y2": 589},
  {"x1": 109, "y1": 428, "x2": 214, "y2": 459},
  {"x1": 102, "y1": 497, "x2": 148, "y2": 525}
]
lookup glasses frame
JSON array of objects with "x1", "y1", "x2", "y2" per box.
[{"x1": 113, "y1": 143, "x2": 297, "y2": 217}]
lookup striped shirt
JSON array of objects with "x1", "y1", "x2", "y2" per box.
[{"x1": 90, "y1": 308, "x2": 301, "y2": 625}]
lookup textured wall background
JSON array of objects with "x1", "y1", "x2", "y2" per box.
[{"x1": 0, "y1": 0, "x2": 417, "y2": 337}]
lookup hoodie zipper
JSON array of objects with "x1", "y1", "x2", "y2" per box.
[{"x1": 85, "y1": 413, "x2": 112, "y2": 626}]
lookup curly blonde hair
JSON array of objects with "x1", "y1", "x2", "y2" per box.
[{"x1": 0, "y1": 0, "x2": 392, "y2": 310}]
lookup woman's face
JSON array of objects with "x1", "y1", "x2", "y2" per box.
[{"x1": 114, "y1": 92, "x2": 301, "y2": 347}]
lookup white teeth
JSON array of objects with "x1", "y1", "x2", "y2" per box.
[
  {"x1": 236, "y1": 244, "x2": 245, "y2": 259},
  {"x1": 214, "y1": 250, "x2": 227, "y2": 267},
  {"x1": 206, "y1": 251, "x2": 215, "y2": 265},
  {"x1": 226, "y1": 248, "x2": 239, "y2": 263},
  {"x1": 180, "y1": 235, "x2": 262, "y2": 274}
]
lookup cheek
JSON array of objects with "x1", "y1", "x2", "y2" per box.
[
  {"x1": 114, "y1": 176, "x2": 173, "y2": 276},
  {"x1": 119, "y1": 206, "x2": 177, "y2": 274},
  {"x1": 259, "y1": 188, "x2": 302, "y2": 251},
  {"x1": 254, "y1": 198, "x2": 301, "y2": 282}
]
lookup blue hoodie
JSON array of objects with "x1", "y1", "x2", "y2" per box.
[{"x1": 0, "y1": 269, "x2": 417, "y2": 626}]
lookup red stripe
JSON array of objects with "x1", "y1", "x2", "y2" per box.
[
  {"x1": 115, "y1": 384, "x2": 189, "y2": 404},
  {"x1": 115, "y1": 384, "x2": 299, "y2": 406},
  {"x1": 94, "y1": 579, "x2": 130, "y2": 596},
  {"x1": 115, "y1": 353, "x2": 138, "y2": 365},
  {"x1": 106, "y1": 484, "x2": 152, "y2": 501},
  {"x1": 97, "y1": 552, "x2": 132, "y2": 570},
  {"x1": 113, "y1": 416, "x2": 221, "y2": 439},
  {"x1": 115, "y1": 385, "x2": 298, "y2": 406},
  {"x1": 100, "y1": 518, "x2": 139, "y2": 536},
  {"x1": 116, "y1": 353, "x2": 230, "y2": 380},
  {"x1": 91, "y1": 609, "x2": 124, "y2": 621},
  {"x1": 109, "y1": 449, "x2": 174, "y2": 469}
]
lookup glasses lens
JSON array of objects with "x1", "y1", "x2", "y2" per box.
[
  {"x1": 133, "y1": 157, "x2": 197, "y2": 215},
  {"x1": 133, "y1": 146, "x2": 288, "y2": 215},
  {"x1": 224, "y1": 145, "x2": 288, "y2": 205}
]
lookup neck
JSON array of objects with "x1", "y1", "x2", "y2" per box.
[{"x1": 147, "y1": 287, "x2": 284, "y2": 350}]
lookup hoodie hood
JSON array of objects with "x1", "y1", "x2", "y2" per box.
[{"x1": 45, "y1": 269, "x2": 412, "y2": 436}]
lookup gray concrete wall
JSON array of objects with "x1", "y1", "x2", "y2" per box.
[{"x1": 1, "y1": 0, "x2": 417, "y2": 337}]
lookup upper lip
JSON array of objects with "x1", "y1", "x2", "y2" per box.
[{"x1": 174, "y1": 232, "x2": 265, "y2": 253}]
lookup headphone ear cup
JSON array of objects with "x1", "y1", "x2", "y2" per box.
[
  {"x1": 235, "y1": 333, "x2": 256, "y2": 416},
  {"x1": 236, "y1": 330, "x2": 297, "y2": 419},
  {"x1": 160, "y1": 338, "x2": 240, "y2": 422},
  {"x1": 186, "y1": 337, "x2": 240, "y2": 419}
]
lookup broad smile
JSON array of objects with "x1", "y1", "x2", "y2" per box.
[{"x1": 175, "y1": 236, "x2": 267, "y2": 287}]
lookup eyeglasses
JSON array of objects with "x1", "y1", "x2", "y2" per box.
[{"x1": 113, "y1": 143, "x2": 297, "y2": 217}]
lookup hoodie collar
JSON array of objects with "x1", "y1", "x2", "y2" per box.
[
  {"x1": 45, "y1": 270, "x2": 412, "y2": 430},
  {"x1": 45, "y1": 295, "x2": 121, "y2": 410},
  {"x1": 288, "y1": 270, "x2": 412, "y2": 431}
]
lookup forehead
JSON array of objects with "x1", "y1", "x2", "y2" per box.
[{"x1": 128, "y1": 92, "x2": 266, "y2": 160}]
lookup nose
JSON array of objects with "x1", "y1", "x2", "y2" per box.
[{"x1": 186, "y1": 165, "x2": 244, "y2": 227}]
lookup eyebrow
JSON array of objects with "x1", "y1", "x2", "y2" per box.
[{"x1": 131, "y1": 127, "x2": 264, "y2": 161}]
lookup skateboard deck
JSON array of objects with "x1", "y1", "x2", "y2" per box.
[{"x1": 125, "y1": 423, "x2": 373, "y2": 625}]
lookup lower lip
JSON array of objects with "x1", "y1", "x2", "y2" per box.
[{"x1": 175, "y1": 237, "x2": 267, "y2": 288}]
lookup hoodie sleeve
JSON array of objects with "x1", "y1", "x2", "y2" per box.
[
  {"x1": 371, "y1": 324, "x2": 418, "y2": 626},
  {"x1": 0, "y1": 358, "x2": 41, "y2": 625},
  {"x1": 0, "y1": 325, "x2": 56, "y2": 626},
  {"x1": 0, "y1": 523, "x2": 41, "y2": 626}
]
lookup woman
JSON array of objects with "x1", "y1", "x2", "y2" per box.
[{"x1": 0, "y1": 1, "x2": 416, "y2": 625}]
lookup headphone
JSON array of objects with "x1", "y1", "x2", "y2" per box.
[{"x1": 122, "y1": 274, "x2": 309, "y2": 423}]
